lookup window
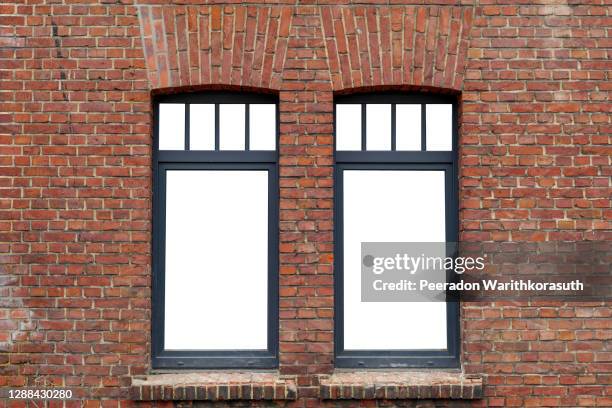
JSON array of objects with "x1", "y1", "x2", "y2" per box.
[
  {"x1": 152, "y1": 92, "x2": 278, "y2": 369},
  {"x1": 334, "y1": 93, "x2": 459, "y2": 368}
]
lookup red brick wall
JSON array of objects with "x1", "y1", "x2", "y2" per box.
[
  {"x1": 1, "y1": 1, "x2": 610, "y2": 407},
  {"x1": 461, "y1": 4, "x2": 610, "y2": 407}
]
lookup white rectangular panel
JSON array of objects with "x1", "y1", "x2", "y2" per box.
[
  {"x1": 219, "y1": 104, "x2": 246, "y2": 150},
  {"x1": 159, "y1": 104, "x2": 185, "y2": 150},
  {"x1": 396, "y1": 104, "x2": 421, "y2": 151},
  {"x1": 335, "y1": 104, "x2": 362, "y2": 151},
  {"x1": 164, "y1": 170, "x2": 268, "y2": 350},
  {"x1": 366, "y1": 104, "x2": 391, "y2": 150},
  {"x1": 189, "y1": 104, "x2": 215, "y2": 150},
  {"x1": 343, "y1": 170, "x2": 447, "y2": 350},
  {"x1": 426, "y1": 104, "x2": 453, "y2": 151},
  {"x1": 250, "y1": 104, "x2": 276, "y2": 150}
]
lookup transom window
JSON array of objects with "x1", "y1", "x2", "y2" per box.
[
  {"x1": 335, "y1": 99, "x2": 453, "y2": 152},
  {"x1": 158, "y1": 99, "x2": 276, "y2": 151},
  {"x1": 334, "y1": 92, "x2": 459, "y2": 369},
  {"x1": 152, "y1": 92, "x2": 278, "y2": 369}
]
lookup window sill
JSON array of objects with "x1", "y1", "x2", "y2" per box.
[
  {"x1": 129, "y1": 372, "x2": 297, "y2": 401},
  {"x1": 319, "y1": 371, "x2": 483, "y2": 400}
]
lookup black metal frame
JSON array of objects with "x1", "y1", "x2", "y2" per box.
[
  {"x1": 333, "y1": 92, "x2": 460, "y2": 369},
  {"x1": 152, "y1": 92, "x2": 279, "y2": 369}
]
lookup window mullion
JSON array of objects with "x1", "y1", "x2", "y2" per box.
[
  {"x1": 361, "y1": 104, "x2": 366, "y2": 151},
  {"x1": 391, "y1": 103, "x2": 396, "y2": 151},
  {"x1": 214, "y1": 103, "x2": 220, "y2": 151},
  {"x1": 185, "y1": 103, "x2": 190, "y2": 151},
  {"x1": 421, "y1": 103, "x2": 426, "y2": 151},
  {"x1": 245, "y1": 103, "x2": 250, "y2": 151}
]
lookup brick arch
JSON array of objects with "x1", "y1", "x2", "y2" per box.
[
  {"x1": 320, "y1": 6, "x2": 474, "y2": 92},
  {"x1": 150, "y1": 83, "x2": 279, "y2": 98},
  {"x1": 333, "y1": 84, "x2": 461, "y2": 97},
  {"x1": 137, "y1": 5, "x2": 292, "y2": 90}
]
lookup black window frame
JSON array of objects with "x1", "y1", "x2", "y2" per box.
[
  {"x1": 334, "y1": 92, "x2": 460, "y2": 369},
  {"x1": 152, "y1": 92, "x2": 279, "y2": 369}
]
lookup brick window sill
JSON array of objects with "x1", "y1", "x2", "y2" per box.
[
  {"x1": 319, "y1": 371, "x2": 483, "y2": 400},
  {"x1": 129, "y1": 372, "x2": 297, "y2": 401}
]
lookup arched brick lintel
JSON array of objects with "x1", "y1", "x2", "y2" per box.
[
  {"x1": 321, "y1": 6, "x2": 474, "y2": 93},
  {"x1": 137, "y1": 5, "x2": 474, "y2": 92},
  {"x1": 151, "y1": 84, "x2": 279, "y2": 98},
  {"x1": 333, "y1": 84, "x2": 461, "y2": 97},
  {"x1": 137, "y1": 5, "x2": 292, "y2": 91}
]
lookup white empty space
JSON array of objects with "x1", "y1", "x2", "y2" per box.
[
  {"x1": 249, "y1": 104, "x2": 276, "y2": 150},
  {"x1": 164, "y1": 170, "x2": 268, "y2": 350},
  {"x1": 366, "y1": 104, "x2": 391, "y2": 150},
  {"x1": 159, "y1": 103, "x2": 185, "y2": 150},
  {"x1": 396, "y1": 104, "x2": 421, "y2": 151},
  {"x1": 189, "y1": 104, "x2": 215, "y2": 150},
  {"x1": 426, "y1": 104, "x2": 453, "y2": 151},
  {"x1": 342, "y1": 170, "x2": 447, "y2": 350},
  {"x1": 219, "y1": 104, "x2": 245, "y2": 150},
  {"x1": 335, "y1": 104, "x2": 362, "y2": 151}
]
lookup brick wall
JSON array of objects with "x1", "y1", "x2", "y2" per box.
[
  {"x1": 1, "y1": 1, "x2": 610, "y2": 407},
  {"x1": 461, "y1": 4, "x2": 610, "y2": 407}
]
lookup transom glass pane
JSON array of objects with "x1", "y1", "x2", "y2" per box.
[
  {"x1": 219, "y1": 104, "x2": 246, "y2": 150},
  {"x1": 250, "y1": 104, "x2": 276, "y2": 150},
  {"x1": 426, "y1": 104, "x2": 453, "y2": 151},
  {"x1": 159, "y1": 104, "x2": 185, "y2": 150},
  {"x1": 190, "y1": 104, "x2": 215, "y2": 150},
  {"x1": 336, "y1": 104, "x2": 362, "y2": 151},
  {"x1": 366, "y1": 104, "x2": 391, "y2": 151},
  {"x1": 396, "y1": 104, "x2": 421, "y2": 151}
]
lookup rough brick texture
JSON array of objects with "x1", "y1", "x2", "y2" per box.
[
  {"x1": 129, "y1": 372, "x2": 297, "y2": 401},
  {"x1": 138, "y1": 5, "x2": 292, "y2": 89},
  {"x1": 319, "y1": 371, "x2": 483, "y2": 400},
  {"x1": 1, "y1": 1, "x2": 610, "y2": 407}
]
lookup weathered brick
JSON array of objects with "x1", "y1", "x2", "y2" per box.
[{"x1": 1, "y1": 2, "x2": 609, "y2": 407}]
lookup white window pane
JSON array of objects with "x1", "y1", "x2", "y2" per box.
[
  {"x1": 189, "y1": 104, "x2": 215, "y2": 150},
  {"x1": 336, "y1": 104, "x2": 361, "y2": 151},
  {"x1": 396, "y1": 104, "x2": 421, "y2": 151},
  {"x1": 250, "y1": 104, "x2": 276, "y2": 150},
  {"x1": 426, "y1": 104, "x2": 453, "y2": 151},
  {"x1": 164, "y1": 170, "x2": 268, "y2": 350},
  {"x1": 219, "y1": 104, "x2": 245, "y2": 150},
  {"x1": 343, "y1": 170, "x2": 447, "y2": 350},
  {"x1": 366, "y1": 104, "x2": 391, "y2": 150},
  {"x1": 159, "y1": 104, "x2": 185, "y2": 150}
]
